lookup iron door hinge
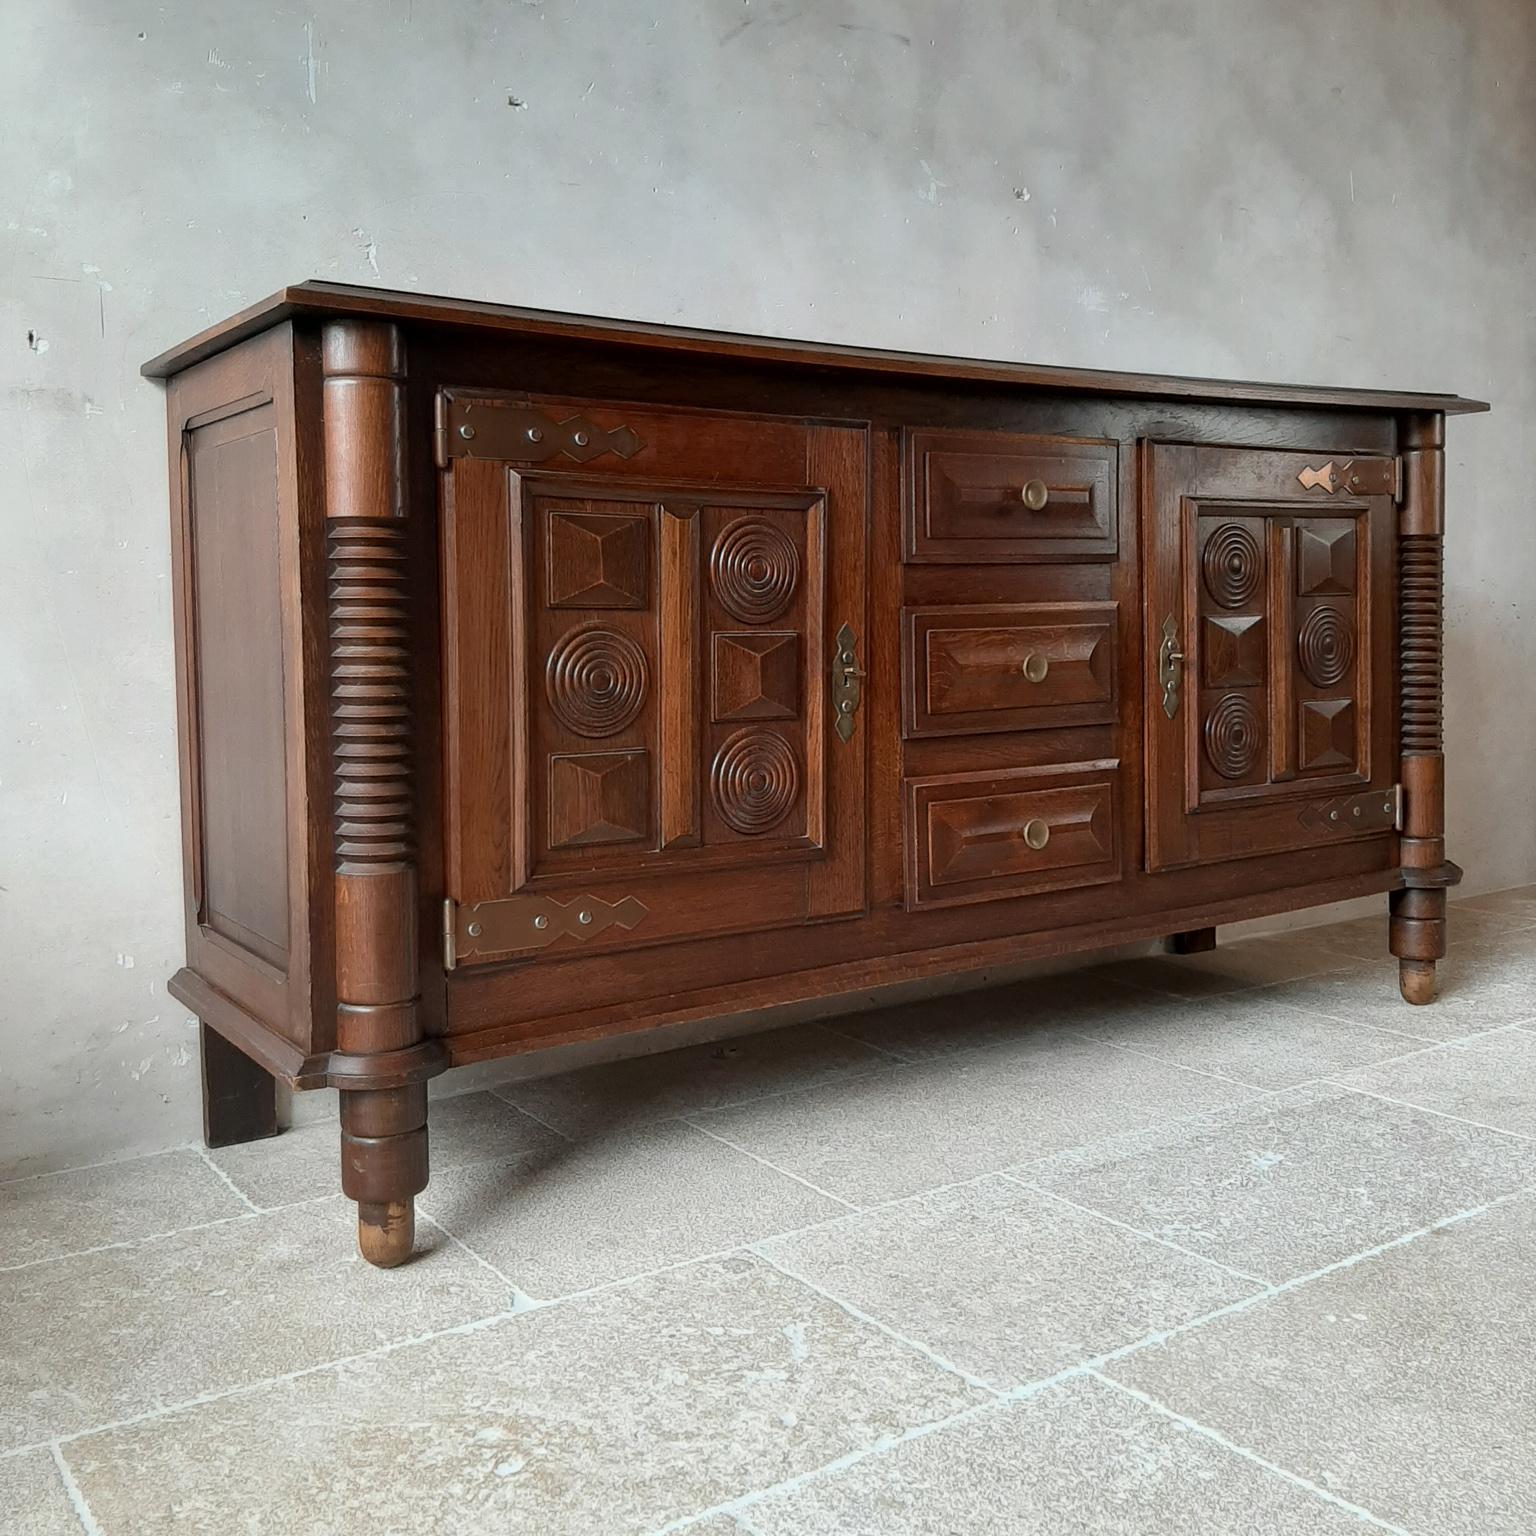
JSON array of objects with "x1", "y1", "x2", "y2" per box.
[
  {"x1": 442, "y1": 898, "x2": 458, "y2": 971},
  {"x1": 1298, "y1": 784, "x2": 1402, "y2": 835},
  {"x1": 1296, "y1": 457, "x2": 1403, "y2": 502}
]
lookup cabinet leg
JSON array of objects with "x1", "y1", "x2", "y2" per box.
[
  {"x1": 339, "y1": 1084, "x2": 429, "y2": 1269},
  {"x1": 1166, "y1": 927, "x2": 1218, "y2": 955},
  {"x1": 200, "y1": 1022, "x2": 278, "y2": 1149},
  {"x1": 1390, "y1": 886, "x2": 1445, "y2": 1006}
]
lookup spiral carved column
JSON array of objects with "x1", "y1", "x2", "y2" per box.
[
  {"x1": 1391, "y1": 415, "x2": 1459, "y2": 1005},
  {"x1": 322, "y1": 321, "x2": 444, "y2": 1265}
]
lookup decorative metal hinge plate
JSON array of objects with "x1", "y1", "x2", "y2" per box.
[
  {"x1": 831, "y1": 622, "x2": 864, "y2": 742},
  {"x1": 1297, "y1": 457, "x2": 1402, "y2": 501},
  {"x1": 435, "y1": 393, "x2": 644, "y2": 469},
  {"x1": 1298, "y1": 784, "x2": 1402, "y2": 835},
  {"x1": 447, "y1": 892, "x2": 650, "y2": 965}
]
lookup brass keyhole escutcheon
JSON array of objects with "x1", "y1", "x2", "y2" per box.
[
  {"x1": 1021, "y1": 479, "x2": 1050, "y2": 511},
  {"x1": 1023, "y1": 818, "x2": 1050, "y2": 850},
  {"x1": 1021, "y1": 651, "x2": 1049, "y2": 683}
]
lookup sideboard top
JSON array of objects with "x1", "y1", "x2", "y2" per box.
[{"x1": 142, "y1": 279, "x2": 1489, "y2": 415}]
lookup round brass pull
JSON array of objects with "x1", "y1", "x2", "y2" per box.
[
  {"x1": 1021, "y1": 479, "x2": 1050, "y2": 511},
  {"x1": 1020, "y1": 651, "x2": 1049, "y2": 684},
  {"x1": 1023, "y1": 818, "x2": 1050, "y2": 851}
]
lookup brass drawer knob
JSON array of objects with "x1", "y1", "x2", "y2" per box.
[
  {"x1": 1020, "y1": 651, "x2": 1049, "y2": 683},
  {"x1": 1021, "y1": 479, "x2": 1050, "y2": 511},
  {"x1": 1023, "y1": 818, "x2": 1050, "y2": 850}
]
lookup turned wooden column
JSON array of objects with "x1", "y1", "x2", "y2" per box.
[
  {"x1": 1390, "y1": 414, "x2": 1460, "y2": 1004},
  {"x1": 321, "y1": 320, "x2": 444, "y2": 1265}
]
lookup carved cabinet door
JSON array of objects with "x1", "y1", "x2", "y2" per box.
[
  {"x1": 1143, "y1": 444, "x2": 1396, "y2": 872},
  {"x1": 440, "y1": 394, "x2": 867, "y2": 966}
]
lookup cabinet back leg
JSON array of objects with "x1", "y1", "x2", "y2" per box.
[{"x1": 200, "y1": 1022, "x2": 279, "y2": 1149}]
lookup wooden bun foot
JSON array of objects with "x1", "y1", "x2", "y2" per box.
[
  {"x1": 1398, "y1": 958, "x2": 1438, "y2": 1006},
  {"x1": 357, "y1": 1200, "x2": 415, "y2": 1267}
]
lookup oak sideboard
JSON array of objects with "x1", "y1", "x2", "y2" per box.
[{"x1": 144, "y1": 282, "x2": 1486, "y2": 1267}]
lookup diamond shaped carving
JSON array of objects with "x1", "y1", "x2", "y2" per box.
[
  {"x1": 547, "y1": 749, "x2": 650, "y2": 848},
  {"x1": 1296, "y1": 520, "x2": 1356, "y2": 596},
  {"x1": 547, "y1": 512, "x2": 649, "y2": 608},
  {"x1": 1201, "y1": 614, "x2": 1265, "y2": 688},
  {"x1": 712, "y1": 632, "x2": 799, "y2": 722},
  {"x1": 1298, "y1": 698, "x2": 1355, "y2": 772}
]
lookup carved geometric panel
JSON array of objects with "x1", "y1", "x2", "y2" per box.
[
  {"x1": 1297, "y1": 604, "x2": 1356, "y2": 688},
  {"x1": 710, "y1": 728, "x2": 799, "y2": 835},
  {"x1": 548, "y1": 749, "x2": 650, "y2": 848},
  {"x1": 547, "y1": 511, "x2": 649, "y2": 608},
  {"x1": 1201, "y1": 614, "x2": 1265, "y2": 688},
  {"x1": 1202, "y1": 523, "x2": 1264, "y2": 609},
  {"x1": 1203, "y1": 692, "x2": 1263, "y2": 780},
  {"x1": 712, "y1": 632, "x2": 799, "y2": 722},
  {"x1": 1295, "y1": 519, "x2": 1356, "y2": 596},
  {"x1": 546, "y1": 626, "x2": 649, "y2": 737},
  {"x1": 710, "y1": 517, "x2": 800, "y2": 623},
  {"x1": 1298, "y1": 698, "x2": 1355, "y2": 772}
]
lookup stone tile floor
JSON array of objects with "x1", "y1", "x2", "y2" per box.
[{"x1": 4, "y1": 889, "x2": 1535, "y2": 1533}]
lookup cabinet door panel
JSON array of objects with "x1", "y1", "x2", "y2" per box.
[
  {"x1": 1143, "y1": 444, "x2": 1394, "y2": 872},
  {"x1": 443, "y1": 397, "x2": 866, "y2": 965}
]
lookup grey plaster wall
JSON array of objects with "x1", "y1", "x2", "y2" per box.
[{"x1": 3, "y1": 0, "x2": 1532, "y2": 1174}]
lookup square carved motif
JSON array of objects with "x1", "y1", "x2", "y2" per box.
[
  {"x1": 1295, "y1": 520, "x2": 1356, "y2": 597},
  {"x1": 1201, "y1": 614, "x2": 1265, "y2": 689},
  {"x1": 1298, "y1": 698, "x2": 1355, "y2": 772},
  {"x1": 712, "y1": 632, "x2": 800, "y2": 722},
  {"x1": 547, "y1": 749, "x2": 650, "y2": 848},
  {"x1": 547, "y1": 511, "x2": 650, "y2": 609}
]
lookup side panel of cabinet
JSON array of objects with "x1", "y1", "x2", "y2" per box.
[
  {"x1": 442, "y1": 398, "x2": 867, "y2": 966},
  {"x1": 1143, "y1": 443, "x2": 1395, "y2": 871}
]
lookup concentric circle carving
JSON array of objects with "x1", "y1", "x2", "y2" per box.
[
  {"x1": 710, "y1": 518, "x2": 799, "y2": 624},
  {"x1": 711, "y1": 728, "x2": 799, "y2": 835},
  {"x1": 1297, "y1": 606, "x2": 1355, "y2": 688},
  {"x1": 1203, "y1": 692, "x2": 1262, "y2": 780},
  {"x1": 1202, "y1": 524, "x2": 1263, "y2": 609},
  {"x1": 546, "y1": 626, "x2": 648, "y2": 737}
]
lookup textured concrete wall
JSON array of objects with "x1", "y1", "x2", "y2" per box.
[{"x1": 3, "y1": 0, "x2": 1532, "y2": 1174}]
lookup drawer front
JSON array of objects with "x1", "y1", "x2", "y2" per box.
[
  {"x1": 906, "y1": 762, "x2": 1121, "y2": 909},
  {"x1": 905, "y1": 602, "x2": 1118, "y2": 736},
  {"x1": 906, "y1": 431, "x2": 1117, "y2": 562}
]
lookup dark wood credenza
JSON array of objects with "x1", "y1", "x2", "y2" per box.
[{"x1": 144, "y1": 283, "x2": 1487, "y2": 1267}]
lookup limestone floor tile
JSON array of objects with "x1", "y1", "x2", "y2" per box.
[
  {"x1": 2, "y1": 1450, "x2": 84, "y2": 1536},
  {"x1": 1073, "y1": 990, "x2": 1423, "y2": 1090},
  {"x1": 757, "y1": 1175, "x2": 1259, "y2": 1387},
  {"x1": 496, "y1": 1023, "x2": 892, "y2": 1137},
  {"x1": 66, "y1": 1255, "x2": 987, "y2": 1536},
  {"x1": 418, "y1": 1120, "x2": 846, "y2": 1299},
  {"x1": 1312, "y1": 905, "x2": 1535, "y2": 962},
  {"x1": 208, "y1": 1091, "x2": 566, "y2": 1209},
  {"x1": 832, "y1": 969, "x2": 1157, "y2": 1061},
  {"x1": 1104, "y1": 936, "x2": 1360, "y2": 1001},
  {"x1": 694, "y1": 1033, "x2": 1256, "y2": 1206},
  {"x1": 1024, "y1": 1081, "x2": 1536, "y2": 1281},
  {"x1": 1108, "y1": 1193, "x2": 1536, "y2": 1535},
  {"x1": 739, "y1": 1375, "x2": 1367, "y2": 1535},
  {"x1": 0, "y1": 1150, "x2": 250, "y2": 1268},
  {"x1": 1298, "y1": 913, "x2": 1390, "y2": 960},
  {"x1": 1336, "y1": 1027, "x2": 1536, "y2": 1138},
  {"x1": 1257, "y1": 943, "x2": 1536, "y2": 1039},
  {"x1": 1452, "y1": 886, "x2": 1536, "y2": 926},
  {"x1": 0, "y1": 1198, "x2": 508, "y2": 1448}
]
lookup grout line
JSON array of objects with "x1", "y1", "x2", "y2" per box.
[
  {"x1": 813, "y1": 1019, "x2": 913, "y2": 1063},
  {"x1": 0, "y1": 1212, "x2": 261, "y2": 1275},
  {"x1": 0, "y1": 1142, "x2": 207, "y2": 1191},
  {"x1": 484, "y1": 1087, "x2": 577, "y2": 1142},
  {"x1": 50, "y1": 1443, "x2": 104, "y2": 1536},
  {"x1": 413, "y1": 1209, "x2": 539, "y2": 1311},
  {"x1": 683, "y1": 1118, "x2": 861, "y2": 1210},
  {"x1": 748, "y1": 1244, "x2": 1003, "y2": 1397},
  {"x1": 1058, "y1": 1027, "x2": 1277, "y2": 1092},
  {"x1": 1324, "y1": 1081, "x2": 1536, "y2": 1143},
  {"x1": 1000, "y1": 1176, "x2": 1273, "y2": 1286},
  {"x1": 192, "y1": 1145, "x2": 262, "y2": 1214},
  {"x1": 1088, "y1": 1373, "x2": 1414, "y2": 1534}
]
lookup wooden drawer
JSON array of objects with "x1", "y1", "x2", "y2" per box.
[
  {"x1": 904, "y1": 602, "x2": 1118, "y2": 737},
  {"x1": 905, "y1": 430, "x2": 1117, "y2": 562},
  {"x1": 905, "y1": 761, "x2": 1121, "y2": 909}
]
